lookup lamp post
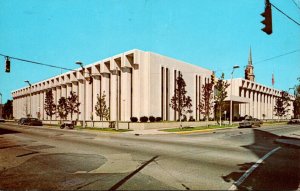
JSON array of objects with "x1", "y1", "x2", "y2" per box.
[
  {"x1": 76, "y1": 61, "x2": 86, "y2": 127},
  {"x1": 116, "y1": 67, "x2": 119, "y2": 130},
  {"x1": 0, "y1": 92, "x2": 2, "y2": 118},
  {"x1": 24, "y1": 80, "x2": 32, "y2": 117},
  {"x1": 230, "y1": 65, "x2": 240, "y2": 125}
]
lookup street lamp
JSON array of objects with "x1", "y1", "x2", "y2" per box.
[
  {"x1": 230, "y1": 65, "x2": 240, "y2": 125},
  {"x1": 24, "y1": 80, "x2": 32, "y2": 117},
  {"x1": 76, "y1": 61, "x2": 86, "y2": 127}
]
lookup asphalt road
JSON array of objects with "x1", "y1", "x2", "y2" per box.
[{"x1": 0, "y1": 123, "x2": 299, "y2": 190}]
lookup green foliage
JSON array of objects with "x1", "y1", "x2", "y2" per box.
[
  {"x1": 293, "y1": 77, "x2": 300, "y2": 118},
  {"x1": 2, "y1": 100, "x2": 13, "y2": 119},
  {"x1": 57, "y1": 97, "x2": 68, "y2": 120},
  {"x1": 170, "y1": 73, "x2": 193, "y2": 122},
  {"x1": 95, "y1": 91, "x2": 110, "y2": 121},
  {"x1": 214, "y1": 73, "x2": 230, "y2": 123},
  {"x1": 67, "y1": 91, "x2": 80, "y2": 119},
  {"x1": 198, "y1": 80, "x2": 214, "y2": 121},
  {"x1": 44, "y1": 90, "x2": 56, "y2": 120},
  {"x1": 274, "y1": 91, "x2": 291, "y2": 118}
]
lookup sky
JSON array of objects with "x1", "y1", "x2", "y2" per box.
[{"x1": 0, "y1": 0, "x2": 299, "y2": 103}]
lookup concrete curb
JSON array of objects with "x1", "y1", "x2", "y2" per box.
[{"x1": 171, "y1": 126, "x2": 237, "y2": 135}]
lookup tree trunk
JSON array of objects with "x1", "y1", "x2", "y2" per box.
[{"x1": 219, "y1": 107, "x2": 222, "y2": 126}]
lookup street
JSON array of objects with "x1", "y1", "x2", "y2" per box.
[{"x1": 0, "y1": 123, "x2": 299, "y2": 190}]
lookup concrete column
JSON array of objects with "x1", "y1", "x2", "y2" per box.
[
  {"x1": 66, "y1": 83, "x2": 72, "y2": 120},
  {"x1": 121, "y1": 67, "x2": 132, "y2": 121},
  {"x1": 78, "y1": 80, "x2": 84, "y2": 121},
  {"x1": 249, "y1": 90, "x2": 253, "y2": 117},
  {"x1": 55, "y1": 87, "x2": 61, "y2": 120},
  {"x1": 72, "y1": 82, "x2": 79, "y2": 120},
  {"x1": 93, "y1": 76, "x2": 101, "y2": 121},
  {"x1": 61, "y1": 85, "x2": 67, "y2": 98},
  {"x1": 101, "y1": 73, "x2": 110, "y2": 120},
  {"x1": 131, "y1": 65, "x2": 140, "y2": 119},
  {"x1": 86, "y1": 79, "x2": 93, "y2": 121},
  {"x1": 240, "y1": 88, "x2": 245, "y2": 116},
  {"x1": 252, "y1": 91, "x2": 256, "y2": 118},
  {"x1": 110, "y1": 72, "x2": 117, "y2": 121},
  {"x1": 39, "y1": 91, "x2": 44, "y2": 120},
  {"x1": 52, "y1": 88, "x2": 57, "y2": 120}
]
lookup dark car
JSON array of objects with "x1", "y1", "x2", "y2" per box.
[
  {"x1": 18, "y1": 118, "x2": 27, "y2": 125},
  {"x1": 22, "y1": 118, "x2": 43, "y2": 126},
  {"x1": 239, "y1": 117, "x2": 263, "y2": 128},
  {"x1": 288, "y1": 119, "x2": 300, "y2": 124}
]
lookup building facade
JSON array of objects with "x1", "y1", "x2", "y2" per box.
[
  {"x1": 12, "y1": 49, "x2": 213, "y2": 122},
  {"x1": 11, "y1": 49, "x2": 294, "y2": 123}
]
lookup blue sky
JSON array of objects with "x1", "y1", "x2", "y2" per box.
[{"x1": 0, "y1": 0, "x2": 299, "y2": 103}]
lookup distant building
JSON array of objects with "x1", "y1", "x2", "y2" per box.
[
  {"x1": 224, "y1": 49, "x2": 294, "y2": 120},
  {"x1": 12, "y1": 49, "x2": 294, "y2": 124}
]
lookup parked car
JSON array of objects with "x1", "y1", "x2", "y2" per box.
[
  {"x1": 18, "y1": 118, "x2": 27, "y2": 125},
  {"x1": 21, "y1": 118, "x2": 43, "y2": 126},
  {"x1": 288, "y1": 119, "x2": 300, "y2": 125},
  {"x1": 239, "y1": 118, "x2": 263, "y2": 128},
  {"x1": 0, "y1": 117, "x2": 5, "y2": 122}
]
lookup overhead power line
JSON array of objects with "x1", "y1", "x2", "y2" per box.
[
  {"x1": 271, "y1": 3, "x2": 300, "y2": 26},
  {"x1": 0, "y1": 53, "x2": 76, "y2": 72},
  {"x1": 291, "y1": 0, "x2": 300, "y2": 10},
  {"x1": 254, "y1": 49, "x2": 300, "y2": 64}
]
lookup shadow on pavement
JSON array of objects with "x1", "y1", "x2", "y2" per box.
[
  {"x1": 222, "y1": 129, "x2": 300, "y2": 190},
  {"x1": 0, "y1": 128, "x2": 20, "y2": 135}
]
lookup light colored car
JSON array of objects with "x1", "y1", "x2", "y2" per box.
[
  {"x1": 239, "y1": 118, "x2": 263, "y2": 128},
  {"x1": 0, "y1": 117, "x2": 4, "y2": 122}
]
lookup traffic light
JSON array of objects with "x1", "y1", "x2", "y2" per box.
[
  {"x1": 5, "y1": 57, "x2": 10, "y2": 73},
  {"x1": 261, "y1": 0, "x2": 272, "y2": 35}
]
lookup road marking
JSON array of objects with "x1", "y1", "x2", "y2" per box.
[{"x1": 228, "y1": 146, "x2": 281, "y2": 190}]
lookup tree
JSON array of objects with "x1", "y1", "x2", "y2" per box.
[
  {"x1": 95, "y1": 91, "x2": 110, "y2": 121},
  {"x1": 57, "y1": 97, "x2": 68, "y2": 122},
  {"x1": 2, "y1": 100, "x2": 13, "y2": 119},
  {"x1": 170, "y1": 73, "x2": 192, "y2": 128},
  {"x1": 199, "y1": 80, "x2": 214, "y2": 122},
  {"x1": 293, "y1": 77, "x2": 300, "y2": 119},
  {"x1": 274, "y1": 91, "x2": 291, "y2": 119},
  {"x1": 66, "y1": 91, "x2": 81, "y2": 120},
  {"x1": 214, "y1": 73, "x2": 230, "y2": 126},
  {"x1": 44, "y1": 89, "x2": 56, "y2": 121}
]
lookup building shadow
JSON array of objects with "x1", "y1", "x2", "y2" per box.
[
  {"x1": 0, "y1": 128, "x2": 20, "y2": 135},
  {"x1": 222, "y1": 129, "x2": 300, "y2": 190}
]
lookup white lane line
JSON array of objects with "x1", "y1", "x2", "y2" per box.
[{"x1": 228, "y1": 146, "x2": 281, "y2": 190}]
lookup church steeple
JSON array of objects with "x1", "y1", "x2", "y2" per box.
[
  {"x1": 245, "y1": 47, "x2": 255, "y2": 81},
  {"x1": 248, "y1": 47, "x2": 252, "y2": 65}
]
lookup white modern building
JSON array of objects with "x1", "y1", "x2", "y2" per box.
[
  {"x1": 11, "y1": 49, "x2": 294, "y2": 125},
  {"x1": 11, "y1": 49, "x2": 213, "y2": 123}
]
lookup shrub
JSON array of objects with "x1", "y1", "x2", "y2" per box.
[
  {"x1": 155, "y1": 117, "x2": 162, "y2": 122},
  {"x1": 189, "y1": 116, "x2": 195, "y2": 121},
  {"x1": 130, "y1": 117, "x2": 138, "y2": 122},
  {"x1": 140, "y1": 116, "x2": 149, "y2": 122},
  {"x1": 149, "y1": 116, "x2": 155, "y2": 122}
]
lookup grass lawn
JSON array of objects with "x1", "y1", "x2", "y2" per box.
[{"x1": 161, "y1": 124, "x2": 239, "y2": 132}]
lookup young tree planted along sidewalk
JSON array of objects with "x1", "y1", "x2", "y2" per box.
[
  {"x1": 274, "y1": 91, "x2": 291, "y2": 120},
  {"x1": 57, "y1": 97, "x2": 68, "y2": 123},
  {"x1": 67, "y1": 91, "x2": 80, "y2": 120},
  {"x1": 2, "y1": 100, "x2": 13, "y2": 119},
  {"x1": 293, "y1": 77, "x2": 300, "y2": 119},
  {"x1": 214, "y1": 73, "x2": 229, "y2": 126},
  {"x1": 170, "y1": 73, "x2": 192, "y2": 128},
  {"x1": 95, "y1": 91, "x2": 110, "y2": 128},
  {"x1": 44, "y1": 89, "x2": 56, "y2": 123},
  {"x1": 199, "y1": 78, "x2": 214, "y2": 122}
]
